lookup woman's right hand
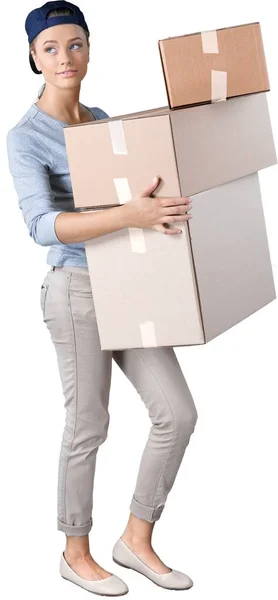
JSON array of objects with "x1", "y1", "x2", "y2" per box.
[{"x1": 123, "y1": 176, "x2": 192, "y2": 235}]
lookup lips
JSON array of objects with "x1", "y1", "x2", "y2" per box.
[{"x1": 58, "y1": 69, "x2": 77, "y2": 74}]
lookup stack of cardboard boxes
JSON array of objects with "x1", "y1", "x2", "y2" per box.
[{"x1": 64, "y1": 22, "x2": 277, "y2": 351}]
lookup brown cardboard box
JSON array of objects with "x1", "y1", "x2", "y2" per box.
[
  {"x1": 158, "y1": 22, "x2": 270, "y2": 108},
  {"x1": 83, "y1": 173, "x2": 276, "y2": 350},
  {"x1": 64, "y1": 93, "x2": 276, "y2": 211}
]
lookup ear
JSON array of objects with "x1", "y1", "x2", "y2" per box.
[{"x1": 31, "y1": 49, "x2": 41, "y2": 72}]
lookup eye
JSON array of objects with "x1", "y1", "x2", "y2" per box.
[
  {"x1": 45, "y1": 43, "x2": 82, "y2": 53},
  {"x1": 71, "y1": 43, "x2": 82, "y2": 50}
]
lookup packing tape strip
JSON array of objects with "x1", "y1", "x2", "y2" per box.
[
  {"x1": 126, "y1": 228, "x2": 147, "y2": 253},
  {"x1": 108, "y1": 120, "x2": 128, "y2": 154},
  {"x1": 211, "y1": 70, "x2": 227, "y2": 102},
  {"x1": 113, "y1": 177, "x2": 146, "y2": 253},
  {"x1": 140, "y1": 321, "x2": 157, "y2": 347},
  {"x1": 113, "y1": 177, "x2": 132, "y2": 203},
  {"x1": 201, "y1": 30, "x2": 227, "y2": 102},
  {"x1": 201, "y1": 30, "x2": 219, "y2": 53}
]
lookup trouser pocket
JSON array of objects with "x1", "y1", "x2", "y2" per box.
[{"x1": 40, "y1": 284, "x2": 49, "y2": 321}]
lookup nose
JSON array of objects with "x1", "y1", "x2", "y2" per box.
[
  {"x1": 61, "y1": 59, "x2": 72, "y2": 67},
  {"x1": 59, "y1": 48, "x2": 73, "y2": 67}
]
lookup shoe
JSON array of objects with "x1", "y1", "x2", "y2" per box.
[
  {"x1": 60, "y1": 551, "x2": 129, "y2": 596},
  {"x1": 112, "y1": 538, "x2": 193, "y2": 590}
]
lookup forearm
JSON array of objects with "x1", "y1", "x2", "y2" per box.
[{"x1": 54, "y1": 204, "x2": 132, "y2": 244}]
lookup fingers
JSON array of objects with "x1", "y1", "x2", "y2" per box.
[
  {"x1": 159, "y1": 214, "x2": 192, "y2": 224},
  {"x1": 160, "y1": 196, "x2": 191, "y2": 206},
  {"x1": 163, "y1": 225, "x2": 183, "y2": 234},
  {"x1": 152, "y1": 223, "x2": 182, "y2": 234},
  {"x1": 161, "y1": 202, "x2": 192, "y2": 215},
  {"x1": 166, "y1": 228, "x2": 182, "y2": 234},
  {"x1": 141, "y1": 176, "x2": 161, "y2": 197}
]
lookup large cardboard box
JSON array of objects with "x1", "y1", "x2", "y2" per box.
[
  {"x1": 64, "y1": 93, "x2": 276, "y2": 211},
  {"x1": 83, "y1": 173, "x2": 276, "y2": 350},
  {"x1": 158, "y1": 22, "x2": 270, "y2": 108}
]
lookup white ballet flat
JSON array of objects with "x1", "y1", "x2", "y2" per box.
[
  {"x1": 60, "y1": 551, "x2": 129, "y2": 596},
  {"x1": 112, "y1": 538, "x2": 193, "y2": 590}
]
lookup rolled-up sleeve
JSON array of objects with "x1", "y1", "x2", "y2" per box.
[{"x1": 6, "y1": 127, "x2": 65, "y2": 246}]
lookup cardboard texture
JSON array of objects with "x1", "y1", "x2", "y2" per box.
[
  {"x1": 82, "y1": 173, "x2": 276, "y2": 350},
  {"x1": 158, "y1": 22, "x2": 270, "y2": 108},
  {"x1": 64, "y1": 93, "x2": 277, "y2": 211}
]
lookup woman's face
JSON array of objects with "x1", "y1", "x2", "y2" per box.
[{"x1": 30, "y1": 23, "x2": 89, "y2": 88}]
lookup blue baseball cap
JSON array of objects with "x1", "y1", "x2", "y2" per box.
[{"x1": 25, "y1": 1, "x2": 90, "y2": 73}]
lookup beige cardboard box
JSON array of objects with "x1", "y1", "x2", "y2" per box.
[
  {"x1": 158, "y1": 22, "x2": 270, "y2": 108},
  {"x1": 83, "y1": 173, "x2": 276, "y2": 350},
  {"x1": 64, "y1": 93, "x2": 276, "y2": 210}
]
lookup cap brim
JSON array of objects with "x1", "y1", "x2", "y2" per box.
[{"x1": 29, "y1": 52, "x2": 41, "y2": 74}]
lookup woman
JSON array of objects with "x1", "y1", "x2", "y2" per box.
[{"x1": 6, "y1": 1, "x2": 197, "y2": 595}]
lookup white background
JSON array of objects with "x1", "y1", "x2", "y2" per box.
[{"x1": 1, "y1": 0, "x2": 278, "y2": 598}]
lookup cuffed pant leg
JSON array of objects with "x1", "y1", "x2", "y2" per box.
[
  {"x1": 113, "y1": 346, "x2": 198, "y2": 523},
  {"x1": 129, "y1": 496, "x2": 165, "y2": 522},
  {"x1": 57, "y1": 517, "x2": 93, "y2": 536},
  {"x1": 42, "y1": 268, "x2": 112, "y2": 535}
]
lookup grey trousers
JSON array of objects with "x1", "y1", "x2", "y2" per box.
[{"x1": 40, "y1": 265, "x2": 198, "y2": 536}]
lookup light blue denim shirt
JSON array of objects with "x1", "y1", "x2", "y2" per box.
[{"x1": 6, "y1": 102, "x2": 109, "y2": 267}]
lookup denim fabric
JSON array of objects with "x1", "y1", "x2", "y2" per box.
[{"x1": 6, "y1": 102, "x2": 109, "y2": 267}]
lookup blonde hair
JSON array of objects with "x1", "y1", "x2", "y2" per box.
[{"x1": 30, "y1": 6, "x2": 90, "y2": 99}]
